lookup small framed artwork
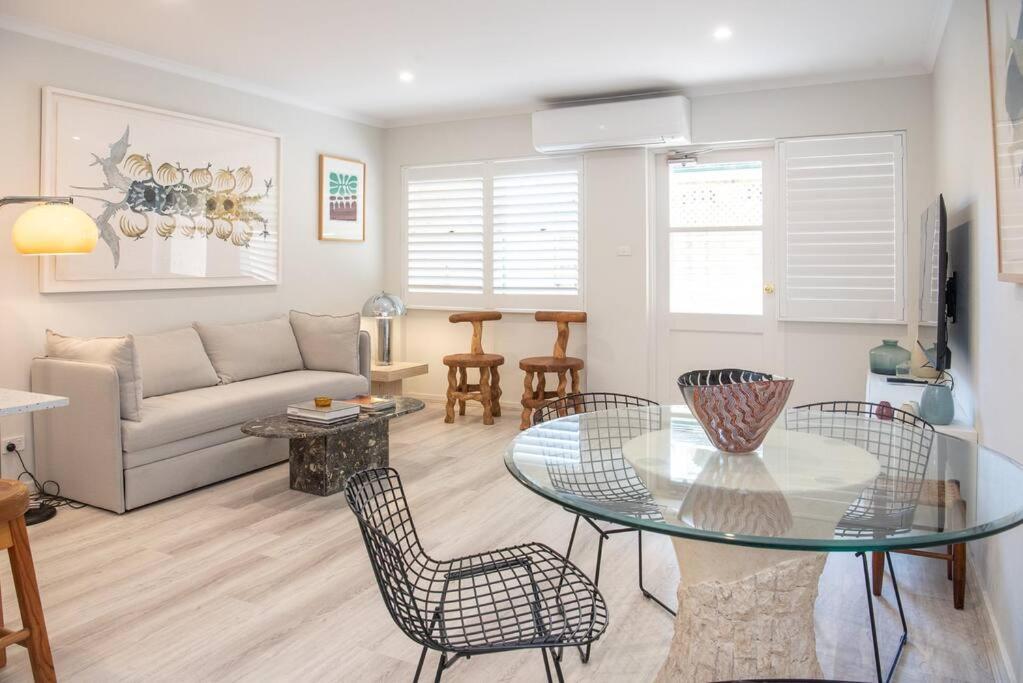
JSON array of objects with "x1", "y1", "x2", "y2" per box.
[
  {"x1": 319, "y1": 154, "x2": 366, "y2": 241},
  {"x1": 986, "y1": 0, "x2": 1023, "y2": 282}
]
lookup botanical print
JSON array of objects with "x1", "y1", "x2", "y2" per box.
[
  {"x1": 328, "y1": 170, "x2": 358, "y2": 221},
  {"x1": 319, "y1": 154, "x2": 366, "y2": 241},
  {"x1": 987, "y1": 0, "x2": 1023, "y2": 281},
  {"x1": 77, "y1": 127, "x2": 274, "y2": 266},
  {"x1": 41, "y1": 88, "x2": 281, "y2": 292}
]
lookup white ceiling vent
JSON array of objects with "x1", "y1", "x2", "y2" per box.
[{"x1": 532, "y1": 95, "x2": 691, "y2": 154}]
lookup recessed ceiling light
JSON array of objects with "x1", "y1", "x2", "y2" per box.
[
  {"x1": 398, "y1": 71, "x2": 415, "y2": 83},
  {"x1": 713, "y1": 25, "x2": 733, "y2": 41}
]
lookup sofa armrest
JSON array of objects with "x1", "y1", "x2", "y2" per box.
[
  {"x1": 30, "y1": 358, "x2": 126, "y2": 513},
  {"x1": 359, "y1": 330, "x2": 371, "y2": 384}
]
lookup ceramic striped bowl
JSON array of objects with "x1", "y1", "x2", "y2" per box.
[{"x1": 677, "y1": 369, "x2": 794, "y2": 454}]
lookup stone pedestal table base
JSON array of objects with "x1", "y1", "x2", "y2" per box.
[
  {"x1": 655, "y1": 539, "x2": 827, "y2": 683},
  {"x1": 289, "y1": 419, "x2": 389, "y2": 496}
]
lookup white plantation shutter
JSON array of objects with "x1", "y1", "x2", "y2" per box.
[
  {"x1": 493, "y1": 158, "x2": 580, "y2": 296},
  {"x1": 405, "y1": 164, "x2": 485, "y2": 296},
  {"x1": 403, "y1": 157, "x2": 583, "y2": 309},
  {"x1": 778, "y1": 133, "x2": 906, "y2": 322}
]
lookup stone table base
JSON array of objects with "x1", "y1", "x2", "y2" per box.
[
  {"x1": 656, "y1": 539, "x2": 827, "y2": 683},
  {"x1": 289, "y1": 418, "x2": 389, "y2": 496}
]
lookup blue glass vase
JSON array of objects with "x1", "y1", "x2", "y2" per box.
[
  {"x1": 920, "y1": 384, "x2": 954, "y2": 425},
  {"x1": 869, "y1": 340, "x2": 911, "y2": 376}
]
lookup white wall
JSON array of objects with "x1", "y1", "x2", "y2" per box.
[
  {"x1": 383, "y1": 75, "x2": 934, "y2": 407},
  {"x1": 0, "y1": 30, "x2": 384, "y2": 476},
  {"x1": 694, "y1": 75, "x2": 934, "y2": 405},
  {"x1": 933, "y1": 1, "x2": 1023, "y2": 677}
]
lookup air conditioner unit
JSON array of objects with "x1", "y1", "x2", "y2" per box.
[{"x1": 532, "y1": 95, "x2": 691, "y2": 153}]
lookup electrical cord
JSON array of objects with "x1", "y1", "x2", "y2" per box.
[{"x1": 6, "y1": 445, "x2": 85, "y2": 511}]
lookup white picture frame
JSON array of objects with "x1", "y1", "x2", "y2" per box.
[{"x1": 40, "y1": 87, "x2": 283, "y2": 292}]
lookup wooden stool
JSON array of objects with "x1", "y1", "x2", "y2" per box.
[
  {"x1": 0, "y1": 481, "x2": 56, "y2": 682},
  {"x1": 443, "y1": 312, "x2": 504, "y2": 425},
  {"x1": 519, "y1": 311, "x2": 586, "y2": 429},
  {"x1": 872, "y1": 478, "x2": 967, "y2": 609}
]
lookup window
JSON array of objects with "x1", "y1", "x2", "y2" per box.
[
  {"x1": 403, "y1": 157, "x2": 582, "y2": 310},
  {"x1": 778, "y1": 132, "x2": 906, "y2": 323},
  {"x1": 667, "y1": 161, "x2": 764, "y2": 315}
]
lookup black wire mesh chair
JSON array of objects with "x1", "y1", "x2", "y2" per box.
[
  {"x1": 785, "y1": 400, "x2": 935, "y2": 683},
  {"x1": 344, "y1": 468, "x2": 608, "y2": 682},
  {"x1": 532, "y1": 392, "x2": 675, "y2": 664}
]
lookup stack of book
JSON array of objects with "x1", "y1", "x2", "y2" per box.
[
  {"x1": 286, "y1": 400, "x2": 360, "y2": 426},
  {"x1": 342, "y1": 395, "x2": 396, "y2": 413}
]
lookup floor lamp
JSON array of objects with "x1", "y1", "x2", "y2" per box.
[{"x1": 2, "y1": 195, "x2": 98, "y2": 524}]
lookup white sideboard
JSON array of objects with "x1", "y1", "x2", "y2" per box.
[{"x1": 864, "y1": 372, "x2": 977, "y2": 442}]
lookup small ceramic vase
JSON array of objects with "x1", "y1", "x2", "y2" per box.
[
  {"x1": 920, "y1": 384, "x2": 954, "y2": 425},
  {"x1": 869, "y1": 340, "x2": 911, "y2": 376}
]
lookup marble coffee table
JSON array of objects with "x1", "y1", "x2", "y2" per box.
[{"x1": 242, "y1": 396, "x2": 424, "y2": 496}]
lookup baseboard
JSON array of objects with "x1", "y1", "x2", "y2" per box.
[
  {"x1": 402, "y1": 392, "x2": 446, "y2": 403},
  {"x1": 969, "y1": 551, "x2": 1018, "y2": 683}
]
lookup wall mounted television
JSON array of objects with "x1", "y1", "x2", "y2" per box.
[{"x1": 918, "y1": 194, "x2": 956, "y2": 372}]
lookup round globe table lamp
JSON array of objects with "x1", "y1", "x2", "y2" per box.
[
  {"x1": 361, "y1": 292, "x2": 407, "y2": 366},
  {"x1": 2, "y1": 196, "x2": 97, "y2": 526}
]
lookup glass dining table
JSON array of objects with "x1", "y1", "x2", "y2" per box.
[{"x1": 505, "y1": 405, "x2": 1023, "y2": 683}]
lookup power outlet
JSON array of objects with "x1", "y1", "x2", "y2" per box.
[{"x1": 3, "y1": 435, "x2": 25, "y2": 453}]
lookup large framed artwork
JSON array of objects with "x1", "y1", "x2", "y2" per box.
[
  {"x1": 987, "y1": 0, "x2": 1023, "y2": 282},
  {"x1": 40, "y1": 88, "x2": 282, "y2": 292},
  {"x1": 318, "y1": 154, "x2": 366, "y2": 241}
]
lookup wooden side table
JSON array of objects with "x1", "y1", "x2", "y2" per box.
[{"x1": 370, "y1": 361, "x2": 428, "y2": 396}]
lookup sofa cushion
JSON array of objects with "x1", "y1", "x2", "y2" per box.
[
  {"x1": 194, "y1": 316, "x2": 303, "y2": 383},
  {"x1": 290, "y1": 310, "x2": 361, "y2": 374},
  {"x1": 121, "y1": 370, "x2": 369, "y2": 453},
  {"x1": 45, "y1": 329, "x2": 143, "y2": 421},
  {"x1": 135, "y1": 327, "x2": 219, "y2": 398}
]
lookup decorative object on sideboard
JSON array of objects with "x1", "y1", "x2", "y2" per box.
[
  {"x1": 920, "y1": 375, "x2": 955, "y2": 426},
  {"x1": 900, "y1": 400, "x2": 920, "y2": 416},
  {"x1": 985, "y1": 0, "x2": 1023, "y2": 282},
  {"x1": 868, "y1": 339, "x2": 911, "y2": 376},
  {"x1": 874, "y1": 401, "x2": 895, "y2": 421},
  {"x1": 910, "y1": 342, "x2": 940, "y2": 379},
  {"x1": 319, "y1": 154, "x2": 366, "y2": 241},
  {"x1": 677, "y1": 369, "x2": 794, "y2": 454},
  {"x1": 40, "y1": 87, "x2": 282, "y2": 292},
  {"x1": 1, "y1": 196, "x2": 97, "y2": 254},
  {"x1": 361, "y1": 291, "x2": 406, "y2": 365}
]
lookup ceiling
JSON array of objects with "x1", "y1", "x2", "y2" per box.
[{"x1": 0, "y1": 0, "x2": 952, "y2": 128}]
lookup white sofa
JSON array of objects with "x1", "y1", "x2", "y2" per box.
[{"x1": 30, "y1": 314, "x2": 370, "y2": 513}]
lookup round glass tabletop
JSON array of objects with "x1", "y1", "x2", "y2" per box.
[{"x1": 505, "y1": 405, "x2": 1023, "y2": 552}]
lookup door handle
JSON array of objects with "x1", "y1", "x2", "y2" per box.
[{"x1": 763, "y1": 284, "x2": 776, "y2": 294}]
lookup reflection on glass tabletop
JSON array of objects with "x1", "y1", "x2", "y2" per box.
[{"x1": 505, "y1": 406, "x2": 1023, "y2": 552}]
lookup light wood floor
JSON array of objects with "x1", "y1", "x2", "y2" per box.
[{"x1": 0, "y1": 403, "x2": 1007, "y2": 682}]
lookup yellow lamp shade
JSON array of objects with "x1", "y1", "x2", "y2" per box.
[{"x1": 11, "y1": 203, "x2": 98, "y2": 255}]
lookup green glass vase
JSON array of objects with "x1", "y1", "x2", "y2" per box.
[{"x1": 869, "y1": 340, "x2": 911, "y2": 376}]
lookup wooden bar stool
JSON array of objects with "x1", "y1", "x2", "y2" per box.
[
  {"x1": 0, "y1": 480, "x2": 56, "y2": 682},
  {"x1": 519, "y1": 311, "x2": 586, "y2": 429},
  {"x1": 443, "y1": 312, "x2": 504, "y2": 425}
]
